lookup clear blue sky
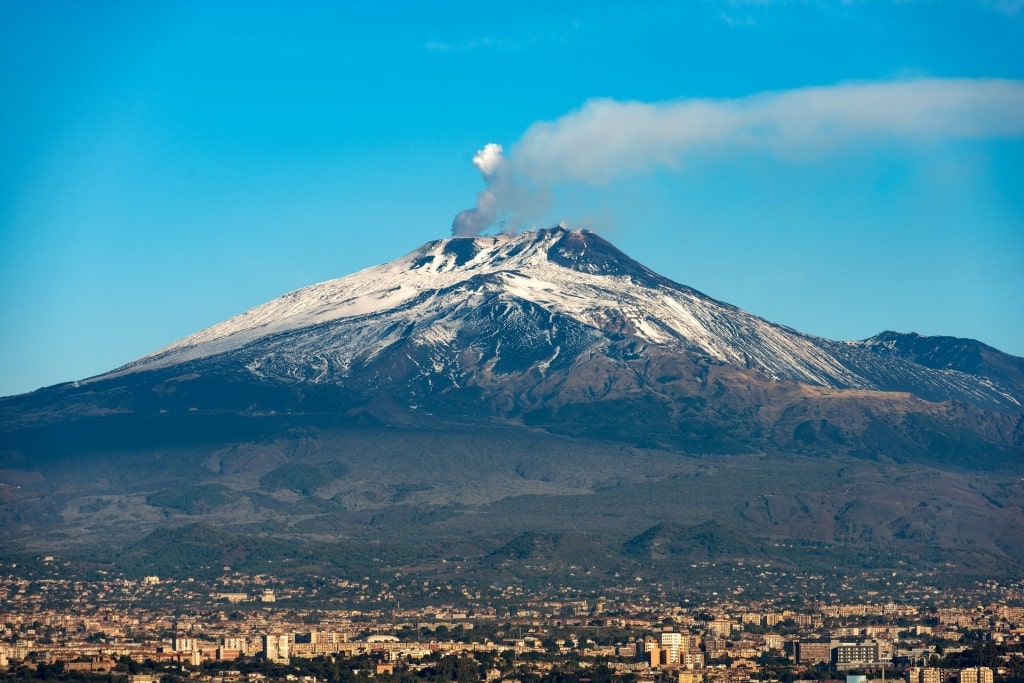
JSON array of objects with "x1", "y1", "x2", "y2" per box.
[{"x1": 2, "y1": 1, "x2": 1023, "y2": 397}]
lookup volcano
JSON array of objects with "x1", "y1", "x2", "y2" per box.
[{"x1": 2, "y1": 226, "x2": 1022, "y2": 582}]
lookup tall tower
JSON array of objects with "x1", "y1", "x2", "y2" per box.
[
  {"x1": 263, "y1": 634, "x2": 290, "y2": 664},
  {"x1": 660, "y1": 631, "x2": 683, "y2": 665}
]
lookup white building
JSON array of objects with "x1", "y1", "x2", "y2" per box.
[
  {"x1": 959, "y1": 668, "x2": 994, "y2": 683},
  {"x1": 263, "y1": 634, "x2": 290, "y2": 663},
  {"x1": 660, "y1": 632, "x2": 683, "y2": 665}
]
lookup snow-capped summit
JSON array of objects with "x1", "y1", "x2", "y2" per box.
[
  {"x1": 4, "y1": 230, "x2": 1024, "y2": 580},
  {"x1": 104, "y1": 226, "x2": 1020, "y2": 411}
]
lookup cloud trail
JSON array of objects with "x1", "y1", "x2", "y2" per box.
[{"x1": 451, "y1": 78, "x2": 1024, "y2": 235}]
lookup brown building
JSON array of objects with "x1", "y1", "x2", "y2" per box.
[{"x1": 796, "y1": 641, "x2": 831, "y2": 665}]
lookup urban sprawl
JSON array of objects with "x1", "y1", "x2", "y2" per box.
[{"x1": 2, "y1": 561, "x2": 1022, "y2": 683}]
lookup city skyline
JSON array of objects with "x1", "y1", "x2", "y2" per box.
[{"x1": 1, "y1": 558, "x2": 1021, "y2": 682}]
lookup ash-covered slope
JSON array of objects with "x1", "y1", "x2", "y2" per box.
[{"x1": 100, "y1": 226, "x2": 1020, "y2": 412}]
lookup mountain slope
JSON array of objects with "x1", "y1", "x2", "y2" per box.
[
  {"x1": 1, "y1": 226, "x2": 1022, "y2": 580},
  {"x1": 94, "y1": 227, "x2": 1020, "y2": 412},
  {"x1": 3, "y1": 226, "x2": 1022, "y2": 466}
]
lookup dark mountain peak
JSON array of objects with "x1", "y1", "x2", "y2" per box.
[
  {"x1": 862, "y1": 331, "x2": 1024, "y2": 391},
  {"x1": 545, "y1": 227, "x2": 655, "y2": 278}
]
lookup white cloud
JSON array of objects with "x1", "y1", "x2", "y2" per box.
[
  {"x1": 472, "y1": 143, "x2": 505, "y2": 176},
  {"x1": 514, "y1": 78, "x2": 1024, "y2": 185},
  {"x1": 452, "y1": 78, "x2": 1024, "y2": 234}
]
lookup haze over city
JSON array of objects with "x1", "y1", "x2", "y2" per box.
[{"x1": 2, "y1": 1, "x2": 1023, "y2": 397}]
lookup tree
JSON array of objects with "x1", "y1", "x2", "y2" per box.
[{"x1": 591, "y1": 663, "x2": 614, "y2": 683}]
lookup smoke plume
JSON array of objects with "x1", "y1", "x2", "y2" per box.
[
  {"x1": 451, "y1": 144, "x2": 507, "y2": 236},
  {"x1": 452, "y1": 78, "x2": 1024, "y2": 236}
]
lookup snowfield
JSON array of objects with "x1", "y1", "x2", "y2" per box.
[{"x1": 100, "y1": 227, "x2": 1020, "y2": 410}]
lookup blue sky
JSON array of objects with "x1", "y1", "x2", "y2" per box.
[{"x1": 1, "y1": 1, "x2": 1022, "y2": 397}]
